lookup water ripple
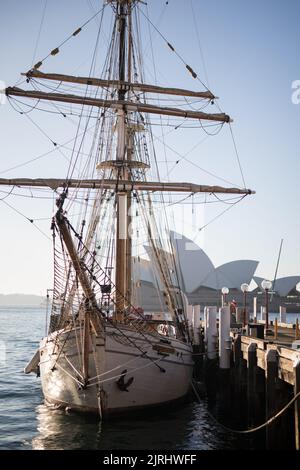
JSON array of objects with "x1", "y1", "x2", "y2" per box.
[{"x1": 0, "y1": 307, "x2": 246, "y2": 450}]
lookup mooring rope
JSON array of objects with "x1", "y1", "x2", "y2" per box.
[{"x1": 191, "y1": 379, "x2": 300, "y2": 435}]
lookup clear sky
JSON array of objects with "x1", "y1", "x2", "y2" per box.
[{"x1": 0, "y1": 0, "x2": 300, "y2": 295}]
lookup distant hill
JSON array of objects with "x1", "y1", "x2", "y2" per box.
[{"x1": 0, "y1": 293, "x2": 45, "y2": 306}]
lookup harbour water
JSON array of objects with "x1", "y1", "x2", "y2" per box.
[{"x1": 0, "y1": 307, "x2": 299, "y2": 451}]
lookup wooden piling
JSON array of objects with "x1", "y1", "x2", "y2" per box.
[
  {"x1": 265, "y1": 349, "x2": 278, "y2": 449},
  {"x1": 255, "y1": 363, "x2": 267, "y2": 448},
  {"x1": 296, "y1": 319, "x2": 300, "y2": 340},
  {"x1": 247, "y1": 342, "x2": 257, "y2": 427},
  {"x1": 233, "y1": 334, "x2": 241, "y2": 367},
  {"x1": 274, "y1": 318, "x2": 278, "y2": 340},
  {"x1": 276, "y1": 379, "x2": 294, "y2": 450},
  {"x1": 200, "y1": 322, "x2": 300, "y2": 450},
  {"x1": 294, "y1": 359, "x2": 300, "y2": 450},
  {"x1": 233, "y1": 334, "x2": 241, "y2": 396},
  {"x1": 218, "y1": 368, "x2": 231, "y2": 420},
  {"x1": 200, "y1": 326, "x2": 205, "y2": 354}
]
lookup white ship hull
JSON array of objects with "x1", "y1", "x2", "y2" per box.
[{"x1": 39, "y1": 325, "x2": 194, "y2": 415}]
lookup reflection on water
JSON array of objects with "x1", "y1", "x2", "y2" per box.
[
  {"x1": 32, "y1": 401, "x2": 237, "y2": 450},
  {"x1": 32, "y1": 405, "x2": 102, "y2": 450},
  {"x1": 0, "y1": 308, "x2": 250, "y2": 450}
]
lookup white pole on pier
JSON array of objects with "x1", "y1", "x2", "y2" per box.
[
  {"x1": 204, "y1": 306, "x2": 217, "y2": 360},
  {"x1": 253, "y1": 296, "x2": 257, "y2": 320},
  {"x1": 187, "y1": 304, "x2": 194, "y2": 325},
  {"x1": 219, "y1": 306, "x2": 231, "y2": 369},
  {"x1": 186, "y1": 304, "x2": 194, "y2": 342},
  {"x1": 261, "y1": 306, "x2": 266, "y2": 322},
  {"x1": 280, "y1": 306, "x2": 287, "y2": 323},
  {"x1": 193, "y1": 305, "x2": 201, "y2": 345}
]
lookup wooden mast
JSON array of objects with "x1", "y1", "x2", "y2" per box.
[
  {"x1": 115, "y1": 0, "x2": 128, "y2": 321},
  {"x1": 2, "y1": 0, "x2": 256, "y2": 327},
  {"x1": 126, "y1": 1, "x2": 133, "y2": 308}
]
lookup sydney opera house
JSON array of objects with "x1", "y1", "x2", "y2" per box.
[{"x1": 133, "y1": 232, "x2": 300, "y2": 313}]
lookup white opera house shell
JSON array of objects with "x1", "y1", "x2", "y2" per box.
[{"x1": 132, "y1": 232, "x2": 300, "y2": 312}]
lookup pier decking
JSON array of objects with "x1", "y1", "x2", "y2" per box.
[{"x1": 193, "y1": 312, "x2": 300, "y2": 450}]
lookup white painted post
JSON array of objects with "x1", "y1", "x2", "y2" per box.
[
  {"x1": 193, "y1": 305, "x2": 201, "y2": 345},
  {"x1": 186, "y1": 305, "x2": 194, "y2": 342},
  {"x1": 253, "y1": 296, "x2": 257, "y2": 320},
  {"x1": 193, "y1": 305, "x2": 201, "y2": 325},
  {"x1": 280, "y1": 306, "x2": 287, "y2": 324},
  {"x1": 261, "y1": 306, "x2": 266, "y2": 322},
  {"x1": 187, "y1": 304, "x2": 194, "y2": 325},
  {"x1": 204, "y1": 306, "x2": 217, "y2": 360},
  {"x1": 204, "y1": 306, "x2": 208, "y2": 333},
  {"x1": 219, "y1": 306, "x2": 231, "y2": 369}
]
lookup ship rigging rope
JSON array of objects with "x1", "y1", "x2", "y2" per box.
[
  {"x1": 144, "y1": 0, "x2": 190, "y2": 310},
  {"x1": 7, "y1": 97, "x2": 75, "y2": 169},
  {"x1": 87, "y1": 347, "x2": 154, "y2": 382},
  {"x1": 86, "y1": 355, "x2": 166, "y2": 388},
  {"x1": 137, "y1": 5, "x2": 210, "y2": 93},
  {"x1": 7, "y1": 97, "x2": 56, "y2": 146},
  {"x1": 52, "y1": 219, "x2": 168, "y2": 372},
  {"x1": 0, "y1": 186, "x2": 15, "y2": 201},
  {"x1": 197, "y1": 194, "x2": 247, "y2": 232},
  {"x1": 28, "y1": 3, "x2": 107, "y2": 71},
  {"x1": 198, "y1": 119, "x2": 225, "y2": 137},
  {"x1": 191, "y1": 379, "x2": 300, "y2": 435},
  {"x1": 0, "y1": 122, "x2": 98, "y2": 175},
  {"x1": 65, "y1": 6, "x2": 106, "y2": 184},
  {"x1": 48, "y1": 352, "x2": 166, "y2": 389},
  {"x1": 138, "y1": 2, "x2": 248, "y2": 191},
  {"x1": 153, "y1": 132, "x2": 243, "y2": 188},
  {"x1": 189, "y1": 0, "x2": 210, "y2": 89},
  {"x1": 0, "y1": 189, "x2": 243, "y2": 205},
  {"x1": 136, "y1": 192, "x2": 186, "y2": 325},
  {"x1": 211, "y1": 192, "x2": 247, "y2": 206},
  {"x1": 0, "y1": 198, "x2": 51, "y2": 241},
  {"x1": 229, "y1": 123, "x2": 247, "y2": 189},
  {"x1": 54, "y1": 362, "x2": 84, "y2": 387},
  {"x1": 63, "y1": 353, "x2": 84, "y2": 381},
  {"x1": 31, "y1": 0, "x2": 48, "y2": 68},
  {"x1": 88, "y1": 328, "x2": 103, "y2": 418}
]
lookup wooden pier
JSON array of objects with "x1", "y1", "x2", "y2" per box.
[{"x1": 193, "y1": 313, "x2": 300, "y2": 450}]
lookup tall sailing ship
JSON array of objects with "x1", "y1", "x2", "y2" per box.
[{"x1": 1, "y1": 0, "x2": 254, "y2": 415}]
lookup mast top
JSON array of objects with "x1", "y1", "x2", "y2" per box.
[{"x1": 106, "y1": 0, "x2": 144, "y2": 6}]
